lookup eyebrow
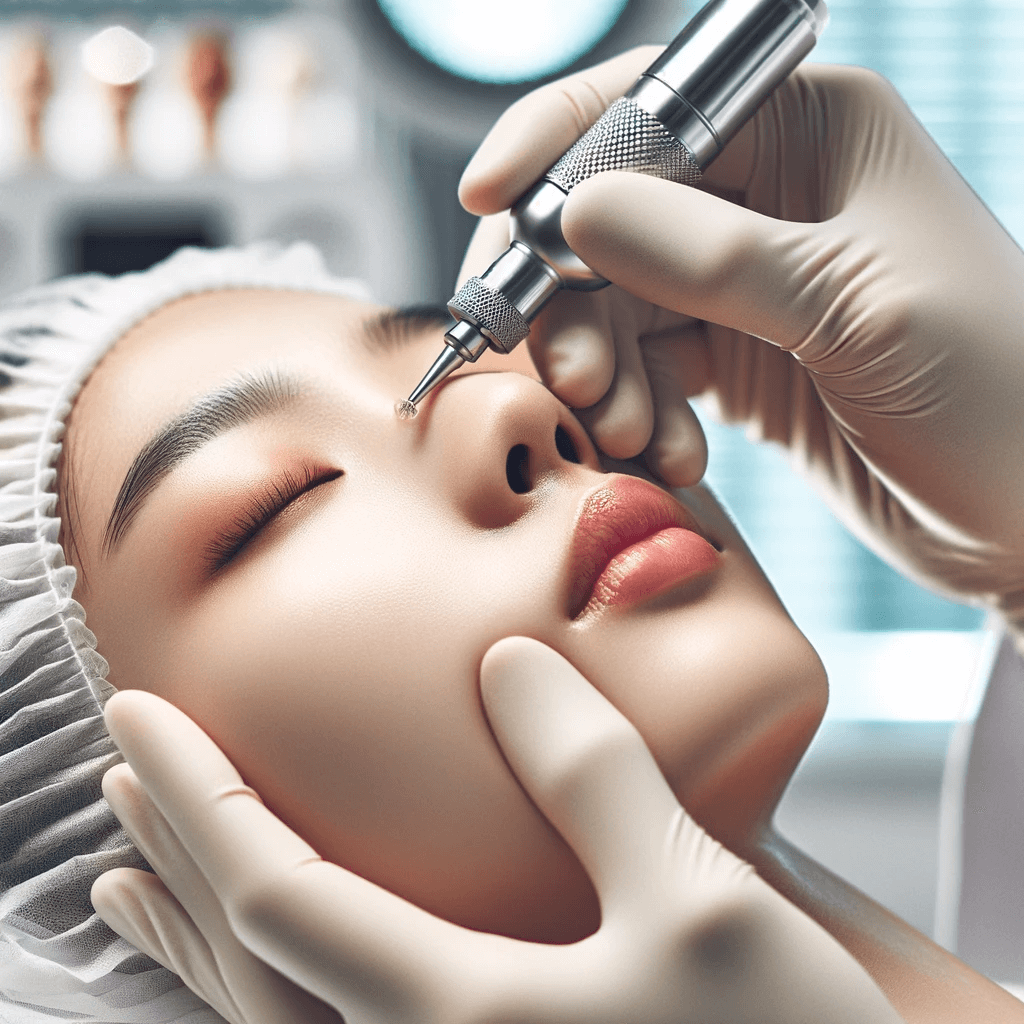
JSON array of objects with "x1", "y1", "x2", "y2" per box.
[{"x1": 103, "y1": 369, "x2": 301, "y2": 556}]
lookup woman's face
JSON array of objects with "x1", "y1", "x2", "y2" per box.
[{"x1": 66, "y1": 289, "x2": 826, "y2": 943}]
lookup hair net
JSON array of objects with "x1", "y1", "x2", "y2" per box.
[{"x1": 0, "y1": 244, "x2": 369, "y2": 1022}]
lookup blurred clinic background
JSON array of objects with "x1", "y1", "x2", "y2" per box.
[{"x1": 1, "y1": 0, "x2": 1022, "y2": 985}]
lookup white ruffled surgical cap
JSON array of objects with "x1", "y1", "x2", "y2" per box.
[{"x1": 0, "y1": 244, "x2": 368, "y2": 1023}]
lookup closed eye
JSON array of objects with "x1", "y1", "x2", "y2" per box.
[{"x1": 203, "y1": 465, "x2": 342, "y2": 575}]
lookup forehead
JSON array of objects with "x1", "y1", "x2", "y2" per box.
[
  {"x1": 70, "y1": 288, "x2": 411, "y2": 441},
  {"x1": 96, "y1": 289, "x2": 386, "y2": 392}
]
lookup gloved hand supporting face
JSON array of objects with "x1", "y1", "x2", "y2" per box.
[
  {"x1": 460, "y1": 51, "x2": 1024, "y2": 625},
  {"x1": 93, "y1": 764, "x2": 343, "y2": 1024},
  {"x1": 94, "y1": 639, "x2": 902, "y2": 1024}
]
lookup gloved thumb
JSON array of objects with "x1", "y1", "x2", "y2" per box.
[{"x1": 562, "y1": 171, "x2": 825, "y2": 353}]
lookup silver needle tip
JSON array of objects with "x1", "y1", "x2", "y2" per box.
[{"x1": 405, "y1": 344, "x2": 466, "y2": 410}]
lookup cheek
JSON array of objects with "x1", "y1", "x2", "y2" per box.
[{"x1": 147, "y1": 517, "x2": 601, "y2": 943}]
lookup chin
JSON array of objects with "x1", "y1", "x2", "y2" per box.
[{"x1": 662, "y1": 609, "x2": 827, "y2": 856}]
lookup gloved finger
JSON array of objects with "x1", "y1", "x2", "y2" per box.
[
  {"x1": 92, "y1": 867, "x2": 243, "y2": 1024},
  {"x1": 457, "y1": 211, "x2": 510, "y2": 285},
  {"x1": 575, "y1": 304, "x2": 655, "y2": 460},
  {"x1": 102, "y1": 762, "x2": 344, "y2": 1024},
  {"x1": 562, "y1": 171, "x2": 823, "y2": 353},
  {"x1": 641, "y1": 324, "x2": 711, "y2": 487},
  {"x1": 528, "y1": 289, "x2": 616, "y2": 410},
  {"x1": 103, "y1": 690, "x2": 475, "y2": 1021},
  {"x1": 460, "y1": 45, "x2": 662, "y2": 215},
  {"x1": 103, "y1": 763, "x2": 233, "y2": 940},
  {"x1": 480, "y1": 637, "x2": 691, "y2": 921}
]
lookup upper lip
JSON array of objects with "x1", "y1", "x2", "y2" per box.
[{"x1": 565, "y1": 474, "x2": 716, "y2": 618}]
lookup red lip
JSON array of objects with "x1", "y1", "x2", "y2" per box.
[{"x1": 566, "y1": 475, "x2": 720, "y2": 618}]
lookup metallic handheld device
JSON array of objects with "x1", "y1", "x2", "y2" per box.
[{"x1": 403, "y1": 0, "x2": 828, "y2": 411}]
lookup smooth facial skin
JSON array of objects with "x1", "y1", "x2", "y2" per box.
[{"x1": 64, "y1": 289, "x2": 826, "y2": 943}]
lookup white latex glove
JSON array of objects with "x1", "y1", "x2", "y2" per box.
[
  {"x1": 459, "y1": 53, "x2": 1024, "y2": 627},
  {"x1": 93, "y1": 769, "x2": 343, "y2": 1024},
  {"x1": 93, "y1": 638, "x2": 902, "y2": 1024}
]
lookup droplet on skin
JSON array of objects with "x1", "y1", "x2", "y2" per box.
[{"x1": 395, "y1": 399, "x2": 418, "y2": 420}]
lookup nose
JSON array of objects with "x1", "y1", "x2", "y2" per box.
[{"x1": 426, "y1": 371, "x2": 596, "y2": 529}]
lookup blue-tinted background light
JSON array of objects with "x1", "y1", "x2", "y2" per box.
[{"x1": 375, "y1": 0, "x2": 630, "y2": 83}]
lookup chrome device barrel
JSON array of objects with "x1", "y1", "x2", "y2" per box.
[{"x1": 406, "y1": 0, "x2": 828, "y2": 409}]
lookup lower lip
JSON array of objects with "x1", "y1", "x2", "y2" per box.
[{"x1": 584, "y1": 528, "x2": 720, "y2": 615}]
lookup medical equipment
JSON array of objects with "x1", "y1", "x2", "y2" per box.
[{"x1": 403, "y1": 0, "x2": 828, "y2": 413}]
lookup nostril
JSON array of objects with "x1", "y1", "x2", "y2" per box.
[
  {"x1": 506, "y1": 444, "x2": 531, "y2": 494},
  {"x1": 555, "y1": 424, "x2": 581, "y2": 464}
]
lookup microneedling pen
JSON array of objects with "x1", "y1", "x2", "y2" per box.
[{"x1": 401, "y1": 0, "x2": 828, "y2": 416}]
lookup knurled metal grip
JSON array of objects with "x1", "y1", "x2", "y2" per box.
[
  {"x1": 448, "y1": 277, "x2": 531, "y2": 354},
  {"x1": 545, "y1": 96, "x2": 702, "y2": 193}
]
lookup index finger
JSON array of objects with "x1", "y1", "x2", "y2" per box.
[
  {"x1": 459, "y1": 45, "x2": 662, "y2": 215},
  {"x1": 480, "y1": 638, "x2": 692, "y2": 920},
  {"x1": 103, "y1": 690, "x2": 474, "y2": 1024}
]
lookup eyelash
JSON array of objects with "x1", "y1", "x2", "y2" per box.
[{"x1": 204, "y1": 465, "x2": 342, "y2": 575}]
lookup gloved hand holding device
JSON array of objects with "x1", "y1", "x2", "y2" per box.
[
  {"x1": 92, "y1": 638, "x2": 901, "y2": 1024},
  {"x1": 460, "y1": 52, "x2": 1024, "y2": 627}
]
